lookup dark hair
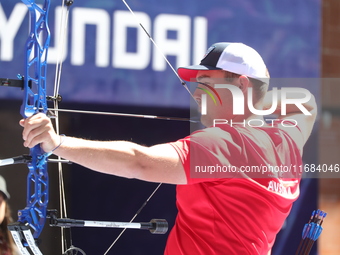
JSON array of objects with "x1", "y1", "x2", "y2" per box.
[
  {"x1": 0, "y1": 199, "x2": 15, "y2": 254},
  {"x1": 224, "y1": 71, "x2": 269, "y2": 103}
]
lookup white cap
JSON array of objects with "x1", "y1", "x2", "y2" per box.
[
  {"x1": 0, "y1": 176, "x2": 10, "y2": 199},
  {"x1": 178, "y1": 42, "x2": 269, "y2": 83}
]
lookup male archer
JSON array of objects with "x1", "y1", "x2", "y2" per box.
[{"x1": 20, "y1": 42, "x2": 316, "y2": 254}]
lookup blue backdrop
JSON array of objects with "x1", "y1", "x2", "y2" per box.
[
  {"x1": 1, "y1": 0, "x2": 320, "y2": 107},
  {"x1": 0, "y1": 0, "x2": 321, "y2": 254}
]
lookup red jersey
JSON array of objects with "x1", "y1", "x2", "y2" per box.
[{"x1": 165, "y1": 123, "x2": 302, "y2": 255}]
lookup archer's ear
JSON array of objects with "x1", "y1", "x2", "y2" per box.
[{"x1": 238, "y1": 75, "x2": 250, "y2": 92}]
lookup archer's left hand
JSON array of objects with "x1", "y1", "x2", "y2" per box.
[{"x1": 20, "y1": 113, "x2": 60, "y2": 152}]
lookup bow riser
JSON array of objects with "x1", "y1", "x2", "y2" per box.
[
  {"x1": 21, "y1": 0, "x2": 50, "y2": 118},
  {"x1": 18, "y1": 0, "x2": 51, "y2": 240}
]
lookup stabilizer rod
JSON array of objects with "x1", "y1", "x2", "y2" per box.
[{"x1": 47, "y1": 210, "x2": 168, "y2": 234}]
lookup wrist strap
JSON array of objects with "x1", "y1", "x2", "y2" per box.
[
  {"x1": 37, "y1": 135, "x2": 66, "y2": 168},
  {"x1": 52, "y1": 134, "x2": 66, "y2": 152}
]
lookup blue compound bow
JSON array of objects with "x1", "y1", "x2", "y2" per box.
[
  {"x1": 4, "y1": 0, "x2": 51, "y2": 254},
  {"x1": 0, "y1": 1, "x2": 191, "y2": 254}
]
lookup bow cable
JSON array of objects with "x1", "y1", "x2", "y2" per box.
[{"x1": 51, "y1": 0, "x2": 77, "y2": 254}]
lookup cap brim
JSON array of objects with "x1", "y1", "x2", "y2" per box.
[
  {"x1": 0, "y1": 191, "x2": 9, "y2": 199},
  {"x1": 177, "y1": 65, "x2": 222, "y2": 82}
]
